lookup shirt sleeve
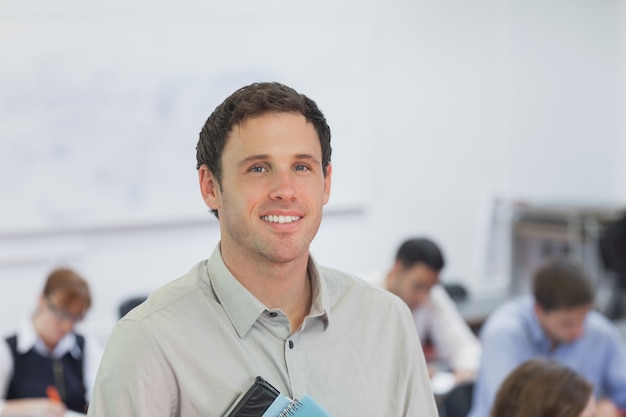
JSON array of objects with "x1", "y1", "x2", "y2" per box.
[
  {"x1": 86, "y1": 319, "x2": 175, "y2": 417},
  {"x1": 393, "y1": 297, "x2": 440, "y2": 417},
  {"x1": 602, "y1": 324, "x2": 626, "y2": 408},
  {"x1": 428, "y1": 285, "x2": 482, "y2": 372},
  {"x1": 469, "y1": 315, "x2": 532, "y2": 417}
]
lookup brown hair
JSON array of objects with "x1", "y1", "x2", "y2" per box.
[
  {"x1": 44, "y1": 267, "x2": 92, "y2": 311},
  {"x1": 491, "y1": 358, "x2": 593, "y2": 417},
  {"x1": 533, "y1": 257, "x2": 594, "y2": 312},
  {"x1": 196, "y1": 82, "x2": 332, "y2": 218}
]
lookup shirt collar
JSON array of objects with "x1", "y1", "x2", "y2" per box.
[
  {"x1": 306, "y1": 255, "x2": 331, "y2": 328},
  {"x1": 16, "y1": 318, "x2": 82, "y2": 359},
  {"x1": 526, "y1": 296, "x2": 589, "y2": 351},
  {"x1": 206, "y1": 244, "x2": 330, "y2": 338}
]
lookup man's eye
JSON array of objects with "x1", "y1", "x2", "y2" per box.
[
  {"x1": 249, "y1": 166, "x2": 266, "y2": 173},
  {"x1": 294, "y1": 165, "x2": 310, "y2": 172}
]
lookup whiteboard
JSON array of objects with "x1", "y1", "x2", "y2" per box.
[{"x1": 0, "y1": 17, "x2": 371, "y2": 234}]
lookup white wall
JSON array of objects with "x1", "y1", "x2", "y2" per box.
[
  {"x1": 1, "y1": 0, "x2": 625, "y2": 341},
  {"x1": 617, "y1": 0, "x2": 626, "y2": 200}
]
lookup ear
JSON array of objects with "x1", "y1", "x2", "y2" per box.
[
  {"x1": 322, "y1": 163, "x2": 332, "y2": 205},
  {"x1": 36, "y1": 295, "x2": 46, "y2": 313},
  {"x1": 198, "y1": 165, "x2": 221, "y2": 211},
  {"x1": 387, "y1": 261, "x2": 403, "y2": 287},
  {"x1": 533, "y1": 301, "x2": 545, "y2": 318}
]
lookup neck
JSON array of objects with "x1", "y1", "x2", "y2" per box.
[
  {"x1": 31, "y1": 313, "x2": 57, "y2": 351},
  {"x1": 222, "y1": 250, "x2": 313, "y2": 332}
]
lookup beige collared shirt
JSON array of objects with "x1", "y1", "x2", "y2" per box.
[{"x1": 88, "y1": 244, "x2": 438, "y2": 417}]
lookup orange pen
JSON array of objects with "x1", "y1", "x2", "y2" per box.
[{"x1": 46, "y1": 385, "x2": 61, "y2": 403}]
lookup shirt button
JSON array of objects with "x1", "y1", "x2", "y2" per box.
[
  {"x1": 289, "y1": 340, "x2": 294, "y2": 349},
  {"x1": 269, "y1": 312, "x2": 278, "y2": 317}
]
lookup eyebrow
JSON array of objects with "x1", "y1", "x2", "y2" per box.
[
  {"x1": 237, "y1": 153, "x2": 321, "y2": 167},
  {"x1": 237, "y1": 154, "x2": 270, "y2": 168}
]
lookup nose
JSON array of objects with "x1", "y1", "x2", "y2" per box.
[
  {"x1": 414, "y1": 292, "x2": 427, "y2": 307},
  {"x1": 269, "y1": 171, "x2": 297, "y2": 201},
  {"x1": 59, "y1": 318, "x2": 75, "y2": 333}
]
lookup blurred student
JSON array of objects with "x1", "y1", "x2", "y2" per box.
[
  {"x1": 86, "y1": 82, "x2": 437, "y2": 416},
  {"x1": 0, "y1": 267, "x2": 101, "y2": 416},
  {"x1": 469, "y1": 257, "x2": 626, "y2": 417},
  {"x1": 379, "y1": 237, "x2": 481, "y2": 382},
  {"x1": 491, "y1": 358, "x2": 596, "y2": 417}
]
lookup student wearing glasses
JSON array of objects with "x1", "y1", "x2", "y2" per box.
[{"x1": 0, "y1": 267, "x2": 101, "y2": 416}]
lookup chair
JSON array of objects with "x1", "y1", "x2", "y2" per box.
[
  {"x1": 118, "y1": 295, "x2": 147, "y2": 319},
  {"x1": 439, "y1": 381, "x2": 474, "y2": 417},
  {"x1": 442, "y1": 282, "x2": 469, "y2": 302},
  {"x1": 598, "y1": 213, "x2": 626, "y2": 320}
]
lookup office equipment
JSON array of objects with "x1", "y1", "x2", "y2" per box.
[
  {"x1": 510, "y1": 203, "x2": 624, "y2": 295},
  {"x1": 259, "y1": 394, "x2": 292, "y2": 417},
  {"x1": 438, "y1": 381, "x2": 474, "y2": 417},
  {"x1": 225, "y1": 376, "x2": 279, "y2": 417},
  {"x1": 118, "y1": 295, "x2": 148, "y2": 319},
  {"x1": 225, "y1": 376, "x2": 333, "y2": 417},
  {"x1": 598, "y1": 213, "x2": 626, "y2": 319},
  {"x1": 46, "y1": 385, "x2": 61, "y2": 402},
  {"x1": 272, "y1": 396, "x2": 333, "y2": 417}
]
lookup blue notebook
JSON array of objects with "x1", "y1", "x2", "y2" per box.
[
  {"x1": 261, "y1": 393, "x2": 333, "y2": 417},
  {"x1": 224, "y1": 376, "x2": 333, "y2": 417}
]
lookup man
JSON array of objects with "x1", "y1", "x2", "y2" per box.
[
  {"x1": 383, "y1": 238, "x2": 481, "y2": 382},
  {"x1": 468, "y1": 257, "x2": 626, "y2": 417},
  {"x1": 87, "y1": 82, "x2": 438, "y2": 416}
]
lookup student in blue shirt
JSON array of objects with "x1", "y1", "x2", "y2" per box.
[{"x1": 468, "y1": 257, "x2": 626, "y2": 417}]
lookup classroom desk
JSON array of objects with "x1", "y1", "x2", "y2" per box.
[{"x1": 434, "y1": 289, "x2": 520, "y2": 416}]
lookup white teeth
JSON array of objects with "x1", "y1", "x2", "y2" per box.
[{"x1": 262, "y1": 215, "x2": 301, "y2": 223}]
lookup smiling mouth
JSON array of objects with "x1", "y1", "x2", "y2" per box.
[{"x1": 261, "y1": 215, "x2": 301, "y2": 224}]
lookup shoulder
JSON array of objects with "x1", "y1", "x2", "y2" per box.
[
  {"x1": 123, "y1": 261, "x2": 209, "y2": 322},
  {"x1": 319, "y1": 265, "x2": 412, "y2": 319},
  {"x1": 320, "y1": 266, "x2": 398, "y2": 301},
  {"x1": 480, "y1": 296, "x2": 531, "y2": 337},
  {"x1": 429, "y1": 284, "x2": 456, "y2": 306},
  {"x1": 585, "y1": 310, "x2": 623, "y2": 341},
  {"x1": 355, "y1": 270, "x2": 386, "y2": 288},
  {"x1": 318, "y1": 265, "x2": 419, "y2": 347}
]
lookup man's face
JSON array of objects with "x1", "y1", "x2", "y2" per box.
[
  {"x1": 199, "y1": 112, "x2": 331, "y2": 265},
  {"x1": 535, "y1": 303, "x2": 591, "y2": 345},
  {"x1": 389, "y1": 262, "x2": 439, "y2": 310},
  {"x1": 37, "y1": 293, "x2": 85, "y2": 348}
]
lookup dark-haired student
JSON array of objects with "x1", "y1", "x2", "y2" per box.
[
  {"x1": 368, "y1": 237, "x2": 481, "y2": 383},
  {"x1": 468, "y1": 257, "x2": 626, "y2": 417}
]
